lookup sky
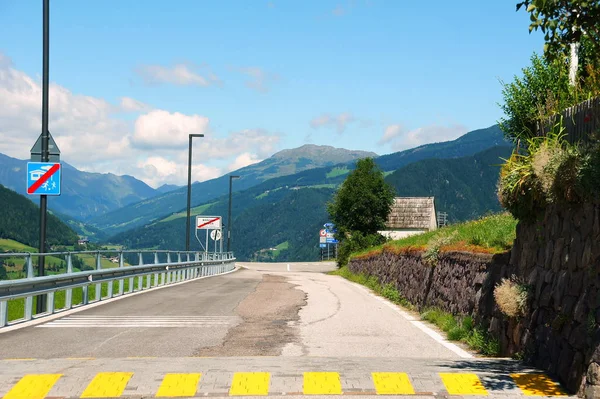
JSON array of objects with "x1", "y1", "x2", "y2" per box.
[{"x1": 0, "y1": 1, "x2": 544, "y2": 188}]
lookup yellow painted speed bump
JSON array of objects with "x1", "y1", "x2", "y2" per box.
[
  {"x1": 156, "y1": 373, "x2": 201, "y2": 397},
  {"x1": 439, "y1": 373, "x2": 488, "y2": 395},
  {"x1": 511, "y1": 373, "x2": 567, "y2": 396},
  {"x1": 229, "y1": 372, "x2": 270, "y2": 396},
  {"x1": 303, "y1": 372, "x2": 342, "y2": 395},
  {"x1": 372, "y1": 372, "x2": 415, "y2": 394},
  {"x1": 80, "y1": 372, "x2": 133, "y2": 398},
  {"x1": 3, "y1": 374, "x2": 62, "y2": 399}
]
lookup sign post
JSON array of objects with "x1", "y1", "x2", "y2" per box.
[
  {"x1": 195, "y1": 216, "x2": 223, "y2": 254},
  {"x1": 319, "y1": 223, "x2": 338, "y2": 260},
  {"x1": 32, "y1": 0, "x2": 54, "y2": 314}
]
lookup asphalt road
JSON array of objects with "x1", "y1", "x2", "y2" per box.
[{"x1": 0, "y1": 262, "x2": 573, "y2": 398}]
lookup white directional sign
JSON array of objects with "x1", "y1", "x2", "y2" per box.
[
  {"x1": 196, "y1": 216, "x2": 222, "y2": 230},
  {"x1": 210, "y1": 230, "x2": 222, "y2": 241}
]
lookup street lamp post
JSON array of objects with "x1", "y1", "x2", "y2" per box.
[
  {"x1": 185, "y1": 134, "x2": 204, "y2": 251},
  {"x1": 227, "y1": 175, "x2": 240, "y2": 252}
]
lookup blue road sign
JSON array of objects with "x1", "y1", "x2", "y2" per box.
[
  {"x1": 319, "y1": 243, "x2": 327, "y2": 248},
  {"x1": 27, "y1": 162, "x2": 61, "y2": 196},
  {"x1": 326, "y1": 238, "x2": 339, "y2": 244}
]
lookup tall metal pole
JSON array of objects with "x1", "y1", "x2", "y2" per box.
[
  {"x1": 227, "y1": 177, "x2": 232, "y2": 252},
  {"x1": 185, "y1": 134, "x2": 203, "y2": 251},
  {"x1": 37, "y1": 0, "x2": 50, "y2": 314},
  {"x1": 226, "y1": 175, "x2": 239, "y2": 252}
]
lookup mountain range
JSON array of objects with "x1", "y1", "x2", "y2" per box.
[
  {"x1": 88, "y1": 145, "x2": 377, "y2": 235},
  {"x1": 0, "y1": 124, "x2": 513, "y2": 262},
  {"x1": 0, "y1": 153, "x2": 158, "y2": 221}
]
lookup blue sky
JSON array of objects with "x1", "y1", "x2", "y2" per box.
[{"x1": 0, "y1": 1, "x2": 543, "y2": 187}]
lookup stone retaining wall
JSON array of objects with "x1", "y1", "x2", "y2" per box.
[{"x1": 348, "y1": 202, "x2": 600, "y2": 397}]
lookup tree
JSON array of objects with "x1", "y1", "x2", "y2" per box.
[
  {"x1": 499, "y1": 53, "x2": 575, "y2": 142},
  {"x1": 327, "y1": 158, "x2": 395, "y2": 236},
  {"x1": 517, "y1": 0, "x2": 600, "y2": 85}
]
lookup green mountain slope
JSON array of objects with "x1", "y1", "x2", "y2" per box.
[
  {"x1": 91, "y1": 146, "x2": 377, "y2": 235},
  {"x1": 0, "y1": 153, "x2": 158, "y2": 221},
  {"x1": 385, "y1": 146, "x2": 512, "y2": 222},
  {"x1": 107, "y1": 145, "x2": 513, "y2": 261},
  {"x1": 0, "y1": 184, "x2": 79, "y2": 248},
  {"x1": 108, "y1": 187, "x2": 333, "y2": 262}
]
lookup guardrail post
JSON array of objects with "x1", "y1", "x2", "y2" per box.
[
  {"x1": 47, "y1": 291, "x2": 55, "y2": 314},
  {"x1": 153, "y1": 252, "x2": 159, "y2": 287},
  {"x1": 65, "y1": 253, "x2": 73, "y2": 309},
  {"x1": 137, "y1": 252, "x2": 144, "y2": 290},
  {"x1": 194, "y1": 252, "x2": 199, "y2": 278},
  {"x1": 118, "y1": 252, "x2": 124, "y2": 295},
  {"x1": 177, "y1": 253, "x2": 182, "y2": 282},
  {"x1": 0, "y1": 301, "x2": 7, "y2": 327},
  {"x1": 25, "y1": 254, "x2": 33, "y2": 320},
  {"x1": 164, "y1": 253, "x2": 171, "y2": 285},
  {"x1": 95, "y1": 251, "x2": 102, "y2": 302}
]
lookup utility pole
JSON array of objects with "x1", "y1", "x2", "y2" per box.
[
  {"x1": 185, "y1": 134, "x2": 204, "y2": 251},
  {"x1": 227, "y1": 175, "x2": 240, "y2": 252},
  {"x1": 36, "y1": 0, "x2": 50, "y2": 314}
]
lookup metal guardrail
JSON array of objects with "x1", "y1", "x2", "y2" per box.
[{"x1": 0, "y1": 250, "x2": 236, "y2": 329}]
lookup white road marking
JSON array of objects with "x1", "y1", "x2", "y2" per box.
[
  {"x1": 287, "y1": 264, "x2": 291, "y2": 271},
  {"x1": 36, "y1": 315, "x2": 240, "y2": 328}
]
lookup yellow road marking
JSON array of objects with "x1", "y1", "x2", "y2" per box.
[
  {"x1": 229, "y1": 372, "x2": 270, "y2": 396},
  {"x1": 156, "y1": 373, "x2": 201, "y2": 397},
  {"x1": 3, "y1": 374, "x2": 62, "y2": 399},
  {"x1": 303, "y1": 372, "x2": 342, "y2": 395},
  {"x1": 80, "y1": 372, "x2": 133, "y2": 398},
  {"x1": 511, "y1": 373, "x2": 567, "y2": 396},
  {"x1": 372, "y1": 372, "x2": 415, "y2": 395},
  {"x1": 440, "y1": 373, "x2": 488, "y2": 395}
]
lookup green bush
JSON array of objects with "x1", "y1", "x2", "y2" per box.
[{"x1": 337, "y1": 231, "x2": 387, "y2": 268}]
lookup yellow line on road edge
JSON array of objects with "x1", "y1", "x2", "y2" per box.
[
  {"x1": 229, "y1": 372, "x2": 270, "y2": 396},
  {"x1": 3, "y1": 374, "x2": 62, "y2": 399},
  {"x1": 372, "y1": 372, "x2": 415, "y2": 394},
  {"x1": 156, "y1": 373, "x2": 202, "y2": 397},
  {"x1": 80, "y1": 372, "x2": 133, "y2": 398},
  {"x1": 303, "y1": 372, "x2": 342, "y2": 395}
]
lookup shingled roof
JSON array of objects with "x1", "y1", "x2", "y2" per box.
[{"x1": 385, "y1": 197, "x2": 436, "y2": 230}]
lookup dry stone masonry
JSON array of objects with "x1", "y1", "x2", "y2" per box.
[{"x1": 348, "y1": 202, "x2": 600, "y2": 397}]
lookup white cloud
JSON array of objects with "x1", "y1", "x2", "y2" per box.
[
  {"x1": 228, "y1": 152, "x2": 262, "y2": 171},
  {"x1": 235, "y1": 67, "x2": 279, "y2": 93},
  {"x1": 132, "y1": 110, "x2": 210, "y2": 149},
  {"x1": 0, "y1": 52, "x2": 281, "y2": 188},
  {"x1": 310, "y1": 112, "x2": 355, "y2": 134},
  {"x1": 120, "y1": 97, "x2": 152, "y2": 112},
  {"x1": 136, "y1": 63, "x2": 221, "y2": 87},
  {"x1": 379, "y1": 124, "x2": 404, "y2": 145},
  {"x1": 136, "y1": 156, "x2": 222, "y2": 187},
  {"x1": 380, "y1": 123, "x2": 468, "y2": 151}
]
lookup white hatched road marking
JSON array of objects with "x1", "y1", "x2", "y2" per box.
[{"x1": 36, "y1": 315, "x2": 241, "y2": 328}]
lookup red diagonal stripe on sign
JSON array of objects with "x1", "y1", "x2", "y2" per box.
[
  {"x1": 28, "y1": 163, "x2": 60, "y2": 194},
  {"x1": 197, "y1": 217, "x2": 220, "y2": 229}
]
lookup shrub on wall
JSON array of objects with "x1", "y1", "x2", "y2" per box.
[
  {"x1": 498, "y1": 123, "x2": 600, "y2": 220},
  {"x1": 494, "y1": 277, "x2": 529, "y2": 318}
]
